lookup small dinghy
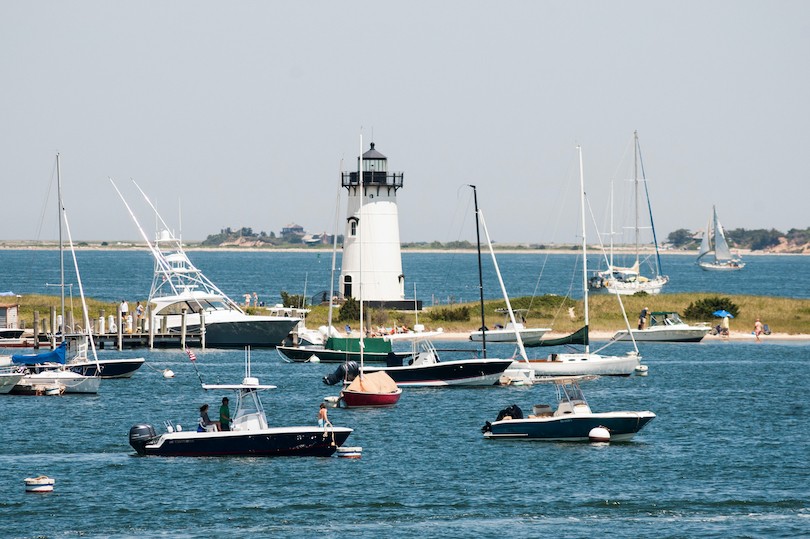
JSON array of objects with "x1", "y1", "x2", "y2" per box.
[{"x1": 25, "y1": 476, "x2": 55, "y2": 493}]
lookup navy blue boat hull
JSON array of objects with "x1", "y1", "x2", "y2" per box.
[
  {"x1": 140, "y1": 429, "x2": 352, "y2": 457},
  {"x1": 485, "y1": 414, "x2": 655, "y2": 441},
  {"x1": 69, "y1": 358, "x2": 145, "y2": 379},
  {"x1": 363, "y1": 359, "x2": 513, "y2": 387},
  {"x1": 185, "y1": 319, "x2": 299, "y2": 348}
]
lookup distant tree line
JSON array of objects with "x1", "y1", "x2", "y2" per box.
[
  {"x1": 202, "y1": 227, "x2": 342, "y2": 247},
  {"x1": 667, "y1": 226, "x2": 810, "y2": 251}
]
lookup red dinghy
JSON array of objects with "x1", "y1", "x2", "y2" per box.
[{"x1": 340, "y1": 371, "x2": 402, "y2": 408}]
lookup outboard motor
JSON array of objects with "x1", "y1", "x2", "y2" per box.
[
  {"x1": 129, "y1": 424, "x2": 157, "y2": 455},
  {"x1": 495, "y1": 404, "x2": 523, "y2": 422},
  {"x1": 322, "y1": 361, "x2": 359, "y2": 385}
]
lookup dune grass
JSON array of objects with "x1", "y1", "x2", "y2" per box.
[{"x1": 10, "y1": 292, "x2": 810, "y2": 336}]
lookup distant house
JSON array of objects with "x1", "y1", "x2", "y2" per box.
[
  {"x1": 0, "y1": 303, "x2": 19, "y2": 329},
  {"x1": 282, "y1": 223, "x2": 305, "y2": 235}
]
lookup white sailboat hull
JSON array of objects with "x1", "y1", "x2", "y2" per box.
[
  {"x1": 511, "y1": 353, "x2": 640, "y2": 377},
  {"x1": 18, "y1": 370, "x2": 101, "y2": 394},
  {"x1": 698, "y1": 261, "x2": 745, "y2": 271},
  {"x1": 604, "y1": 276, "x2": 669, "y2": 295},
  {"x1": 469, "y1": 327, "x2": 551, "y2": 345}
]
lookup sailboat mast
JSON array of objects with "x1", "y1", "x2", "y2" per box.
[
  {"x1": 470, "y1": 185, "x2": 486, "y2": 358},
  {"x1": 56, "y1": 153, "x2": 65, "y2": 339},
  {"x1": 634, "y1": 130, "x2": 639, "y2": 269},
  {"x1": 578, "y1": 146, "x2": 589, "y2": 354},
  {"x1": 358, "y1": 134, "x2": 364, "y2": 375}
]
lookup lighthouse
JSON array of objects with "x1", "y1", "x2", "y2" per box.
[{"x1": 340, "y1": 142, "x2": 420, "y2": 310}]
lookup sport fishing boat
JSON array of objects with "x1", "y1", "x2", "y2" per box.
[
  {"x1": 613, "y1": 312, "x2": 711, "y2": 342},
  {"x1": 482, "y1": 375, "x2": 656, "y2": 442},
  {"x1": 695, "y1": 206, "x2": 745, "y2": 271},
  {"x1": 112, "y1": 181, "x2": 300, "y2": 347},
  {"x1": 129, "y1": 353, "x2": 353, "y2": 457}
]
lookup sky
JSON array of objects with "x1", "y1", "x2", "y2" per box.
[{"x1": 1, "y1": 1, "x2": 808, "y2": 245}]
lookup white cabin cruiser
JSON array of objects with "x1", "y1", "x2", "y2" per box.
[{"x1": 613, "y1": 312, "x2": 711, "y2": 343}]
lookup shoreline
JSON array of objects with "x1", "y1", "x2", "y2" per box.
[
  {"x1": 425, "y1": 330, "x2": 810, "y2": 342},
  {"x1": 0, "y1": 245, "x2": 807, "y2": 255}
]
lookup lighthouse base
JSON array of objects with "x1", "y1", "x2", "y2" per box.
[{"x1": 364, "y1": 300, "x2": 423, "y2": 311}]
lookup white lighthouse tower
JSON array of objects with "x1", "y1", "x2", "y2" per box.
[{"x1": 340, "y1": 142, "x2": 419, "y2": 310}]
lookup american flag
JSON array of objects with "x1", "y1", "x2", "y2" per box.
[{"x1": 186, "y1": 348, "x2": 197, "y2": 361}]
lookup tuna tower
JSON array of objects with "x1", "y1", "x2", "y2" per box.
[{"x1": 340, "y1": 142, "x2": 420, "y2": 310}]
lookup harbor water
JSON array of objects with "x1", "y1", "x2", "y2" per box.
[
  {"x1": 1, "y1": 250, "x2": 809, "y2": 537},
  {"x1": 1, "y1": 340, "x2": 809, "y2": 538}
]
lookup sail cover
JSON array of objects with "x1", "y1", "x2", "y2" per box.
[
  {"x1": 345, "y1": 371, "x2": 399, "y2": 393},
  {"x1": 530, "y1": 326, "x2": 589, "y2": 347},
  {"x1": 12, "y1": 341, "x2": 68, "y2": 365},
  {"x1": 713, "y1": 209, "x2": 733, "y2": 261}
]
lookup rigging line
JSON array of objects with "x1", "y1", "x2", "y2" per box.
[
  {"x1": 636, "y1": 137, "x2": 663, "y2": 275},
  {"x1": 527, "y1": 150, "x2": 577, "y2": 316},
  {"x1": 440, "y1": 188, "x2": 473, "y2": 303},
  {"x1": 24, "y1": 157, "x2": 59, "y2": 295}
]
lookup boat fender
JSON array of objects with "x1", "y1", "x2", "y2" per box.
[{"x1": 589, "y1": 426, "x2": 610, "y2": 442}]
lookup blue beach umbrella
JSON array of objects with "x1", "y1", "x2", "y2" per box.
[{"x1": 713, "y1": 310, "x2": 734, "y2": 318}]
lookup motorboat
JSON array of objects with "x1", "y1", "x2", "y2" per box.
[
  {"x1": 696, "y1": 206, "x2": 745, "y2": 271},
  {"x1": 482, "y1": 375, "x2": 656, "y2": 441},
  {"x1": 588, "y1": 132, "x2": 668, "y2": 295},
  {"x1": 516, "y1": 146, "x2": 643, "y2": 377},
  {"x1": 278, "y1": 334, "x2": 412, "y2": 363},
  {"x1": 113, "y1": 182, "x2": 300, "y2": 347},
  {"x1": 129, "y1": 354, "x2": 353, "y2": 457},
  {"x1": 354, "y1": 330, "x2": 513, "y2": 387},
  {"x1": 469, "y1": 309, "x2": 551, "y2": 346},
  {"x1": 0, "y1": 365, "x2": 26, "y2": 394},
  {"x1": 613, "y1": 312, "x2": 711, "y2": 342}
]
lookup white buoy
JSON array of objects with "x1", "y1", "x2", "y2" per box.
[
  {"x1": 589, "y1": 427, "x2": 610, "y2": 442},
  {"x1": 309, "y1": 355, "x2": 321, "y2": 364},
  {"x1": 163, "y1": 369, "x2": 175, "y2": 378},
  {"x1": 635, "y1": 364, "x2": 648, "y2": 376},
  {"x1": 24, "y1": 476, "x2": 55, "y2": 493},
  {"x1": 336, "y1": 446, "x2": 362, "y2": 458}
]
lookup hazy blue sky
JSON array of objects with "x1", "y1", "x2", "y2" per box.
[{"x1": 1, "y1": 1, "x2": 807, "y2": 244}]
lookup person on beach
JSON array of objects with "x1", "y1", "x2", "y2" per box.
[
  {"x1": 638, "y1": 307, "x2": 650, "y2": 330},
  {"x1": 219, "y1": 397, "x2": 231, "y2": 431},
  {"x1": 243, "y1": 294, "x2": 251, "y2": 307},
  {"x1": 198, "y1": 404, "x2": 221, "y2": 432},
  {"x1": 318, "y1": 403, "x2": 330, "y2": 428},
  {"x1": 253, "y1": 292, "x2": 258, "y2": 307},
  {"x1": 754, "y1": 319, "x2": 764, "y2": 342},
  {"x1": 721, "y1": 315, "x2": 730, "y2": 337}
]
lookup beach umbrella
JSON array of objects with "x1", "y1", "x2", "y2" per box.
[{"x1": 712, "y1": 310, "x2": 734, "y2": 318}]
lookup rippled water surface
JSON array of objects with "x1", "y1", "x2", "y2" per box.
[{"x1": 2, "y1": 339, "x2": 809, "y2": 538}]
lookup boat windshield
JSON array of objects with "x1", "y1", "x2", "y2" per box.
[
  {"x1": 558, "y1": 381, "x2": 586, "y2": 404},
  {"x1": 158, "y1": 299, "x2": 229, "y2": 315}
]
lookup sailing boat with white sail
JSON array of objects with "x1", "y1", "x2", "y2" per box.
[
  {"x1": 695, "y1": 206, "x2": 744, "y2": 271},
  {"x1": 524, "y1": 146, "x2": 642, "y2": 377},
  {"x1": 589, "y1": 132, "x2": 668, "y2": 295}
]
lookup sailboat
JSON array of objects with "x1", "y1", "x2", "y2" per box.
[
  {"x1": 589, "y1": 132, "x2": 668, "y2": 295},
  {"x1": 336, "y1": 134, "x2": 401, "y2": 407},
  {"x1": 695, "y1": 206, "x2": 745, "y2": 271},
  {"x1": 11, "y1": 154, "x2": 103, "y2": 394},
  {"x1": 523, "y1": 146, "x2": 642, "y2": 377}
]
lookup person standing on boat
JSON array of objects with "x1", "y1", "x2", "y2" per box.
[
  {"x1": 638, "y1": 307, "x2": 650, "y2": 330},
  {"x1": 318, "y1": 403, "x2": 330, "y2": 429},
  {"x1": 219, "y1": 397, "x2": 231, "y2": 431},
  {"x1": 754, "y1": 319, "x2": 764, "y2": 342}
]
